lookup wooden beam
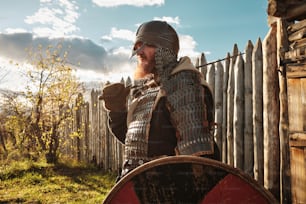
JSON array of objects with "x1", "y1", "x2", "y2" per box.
[
  {"x1": 288, "y1": 19, "x2": 306, "y2": 33},
  {"x1": 285, "y1": 2, "x2": 306, "y2": 20},
  {"x1": 288, "y1": 27, "x2": 306, "y2": 42},
  {"x1": 267, "y1": 0, "x2": 287, "y2": 17},
  {"x1": 267, "y1": 1, "x2": 306, "y2": 21}
]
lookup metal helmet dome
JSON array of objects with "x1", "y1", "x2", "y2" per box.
[{"x1": 132, "y1": 20, "x2": 179, "y2": 56}]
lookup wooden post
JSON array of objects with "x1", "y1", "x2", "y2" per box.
[
  {"x1": 84, "y1": 102, "x2": 90, "y2": 162},
  {"x1": 214, "y1": 61, "x2": 223, "y2": 155},
  {"x1": 222, "y1": 53, "x2": 230, "y2": 163},
  {"x1": 199, "y1": 53, "x2": 208, "y2": 80},
  {"x1": 227, "y1": 44, "x2": 239, "y2": 166},
  {"x1": 277, "y1": 18, "x2": 292, "y2": 204},
  {"x1": 252, "y1": 38, "x2": 264, "y2": 185},
  {"x1": 233, "y1": 54, "x2": 244, "y2": 169},
  {"x1": 244, "y1": 40, "x2": 254, "y2": 176},
  {"x1": 91, "y1": 89, "x2": 99, "y2": 166},
  {"x1": 263, "y1": 23, "x2": 280, "y2": 200},
  {"x1": 207, "y1": 63, "x2": 215, "y2": 95}
]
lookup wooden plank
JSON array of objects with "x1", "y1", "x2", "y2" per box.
[
  {"x1": 244, "y1": 40, "x2": 254, "y2": 177},
  {"x1": 290, "y1": 132, "x2": 306, "y2": 141},
  {"x1": 287, "y1": 77, "x2": 306, "y2": 132},
  {"x1": 286, "y1": 63, "x2": 306, "y2": 78},
  {"x1": 263, "y1": 23, "x2": 280, "y2": 200},
  {"x1": 290, "y1": 147, "x2": 306, "y2": 204},
  {"x1": 290, "y1": 140, "x2": 306, "y2": 147},
  {"x1": 252, "y1": 38, "x2": 264, "y2": 185}
]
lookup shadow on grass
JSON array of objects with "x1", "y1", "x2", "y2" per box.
[
  {"x1": 51, "y1": 163, "x2": 116, "y2": 194},
  {"x1": 0, "y1": 162, "x2": 116, "y2": 195}
]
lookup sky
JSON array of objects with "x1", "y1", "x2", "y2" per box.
[{"x1": 0, "y1": 0, "x2": 269, "y2": 91}]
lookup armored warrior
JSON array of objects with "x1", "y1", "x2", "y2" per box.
[{"x1": 100, "y1": 20, "x2": 220, "y2": 179}]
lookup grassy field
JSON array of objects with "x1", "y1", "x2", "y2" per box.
[{"x1": 0, "y1": 159, "x2": 116, "y2": 203}]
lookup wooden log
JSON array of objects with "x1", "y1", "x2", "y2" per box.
[
  {"x1": 195, "y1": 57, "x2": 199, "y2": 68},
  {"x1": 289, "y1": 37, "x2": 306, "y2": 49},
  {"x1": 75, "y1": 94, "x2": 83, "y2": 161},
  {"x1": 263, "y1": 23, "x2": 280, "y2": 200},
  {"x1": 252, "y1": 38, "x2": 264, "y2": 185},
  {"x1": 277, "y1": 18, "x2": 292, "y2": 204},
  {"x1": 287, "y1": 19, "x2": 306, "y2": 33},
  {"x1": 268, "y1": 0, "x2": 306, "y2": 21},
  {"x1": 222, "y1": 53, "x2": 230, "y2": 163},
  {"x1": 285, "y1": 46, "x2": 306, "y2": 61},
  {"x1": 288, "y1": 27, "x2": 306, "y2": 42},
  {"x1": 199, "y1": 53, "x2": 208, "y2": 80},
  {"x1": 267, "y1": 0, "x2": 286, "y2": 17},
  {"x1": 98, "y1": 91, "x2": 106, "y2": 168},
  {"x1": 284, "y1": 2, "x2": 306, "y2": 21},
  {"x1": 233, "y1": 54, "x2": 244, "y2": 169},
  {"x1": 244, "y1": 40, "x2": 254, "y2": 176},
  {"x1": 207, "y1": 63, "x2": 215, "y2": 95},
  {"x1": 227, "y1": 44, "x2": 239, "y2": 166},
  {"x1": 91, "y1": 89, "x2": 100, "y2": 166},
  {"x1": 84, "y1": 102, "x2": 90, "y2": 162},
  {"x1": 214, "y1": 61, "x2": 223, "y2": 156}
]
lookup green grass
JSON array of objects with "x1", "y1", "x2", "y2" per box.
[{"x1": 0, "y1": 159, "x2": 116, "y2": 203}]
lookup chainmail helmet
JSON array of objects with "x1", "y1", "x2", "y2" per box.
[{"x1": 132, "y1": 20, "x2": 180, "y2": 57}]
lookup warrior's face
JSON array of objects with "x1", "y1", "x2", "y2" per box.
[{"x1": 134, "y1": 41, "x2": 156, "y2": 77}]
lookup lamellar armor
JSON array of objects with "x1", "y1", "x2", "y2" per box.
[
  {"x1": 154, "y1": 48, "x2": 214, "y2": 156},
  {"x1": 122, "y1": 49, "x2": 214, "y2": 175},
  {"x1": 122, "y1": 76, "x2": 161, "y2": 175}
]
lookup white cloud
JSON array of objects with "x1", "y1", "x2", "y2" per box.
[
  {"x1": 4, "y1": 28, "x2": 28, "y2": 34},
  {"x1": 24, "y1": 0, "x2": 80, "y2": 37},
  {"x1": 0, "y1": 32, "x2": 134, "y2": 86},
  {"x1": 101, "y1": 35, "x2": 112, "y2": 42},
  {"x1": 112, "y1": 46, "x2": 132, "y2": 56},
  {"x1": 32, "y1": 27, "x2": 62, "y2": 38},
  {"x1": 153, "y1": 16, "x2": 180, "y2": 26},
  {"x1": 109, "y1": 27, "x2": 135, "y2": 41},
  {"x1": 178, "y1": 34, "x2": 201, "y2": 60},
  {"x1": 92, "y1": 0, "x2": 164, "y2": 7}
]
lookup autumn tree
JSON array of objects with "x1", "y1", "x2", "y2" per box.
[
  {"x1": 0, "y1": 90, "x2": 30, "y2": 155},
  {"x1": 23, "y1": 43, "x2": 83, "y2": 163}
]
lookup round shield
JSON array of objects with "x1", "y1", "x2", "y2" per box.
[{"x1": 103, "y1": 156, "x2": 278, "y2": 203}]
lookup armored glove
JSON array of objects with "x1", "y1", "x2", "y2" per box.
[{"x1": 99, "y1": 83, "x2": 130, "y2": 112}]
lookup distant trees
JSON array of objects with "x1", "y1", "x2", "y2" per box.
[{"x1": 0, "y1": 43, "x2": 84, "y2": 163}]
